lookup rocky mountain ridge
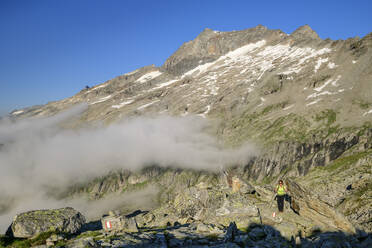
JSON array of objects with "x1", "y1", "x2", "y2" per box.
[{"x1": 10, "y1": 25, "x2": 372, "y2": 127}]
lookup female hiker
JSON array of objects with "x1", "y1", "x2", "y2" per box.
[{"x1": 275, "y1": 179, "x2": 287, "y2": 213}]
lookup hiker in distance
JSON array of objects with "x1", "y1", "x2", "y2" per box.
[{"x1": 275, "y1": 179, "x2": 288, "y2": 213}]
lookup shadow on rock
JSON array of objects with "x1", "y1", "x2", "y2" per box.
[
  {"x1": 81, "y1": 220, "x2": 102, "y2": 232},
  {"x1": 68, "y1": 222, "x2": 372, "y2": 248}
]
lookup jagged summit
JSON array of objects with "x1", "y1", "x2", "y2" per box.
[
  {"x1": 290, "y1": 24, "x2": 320, "y2": 40},
  {"x1": 198, "y1": 27, "x2": 218, "y2": 36},
  {"x1": 163, "y1": 25, "x2": 285, "y2": 75},
  {"x1": 162, "y1": 25, "x2": 329, "y2": 76}
]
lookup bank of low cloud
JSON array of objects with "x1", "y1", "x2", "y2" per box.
[{"x1": 0, "y1": 107, "x2": 256, "y2": 232}]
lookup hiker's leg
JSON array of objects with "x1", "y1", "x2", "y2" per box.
[
  {"x1": 276, "y1": 194, "x2": 280, "y2": 211},
  {"x1": 280, "y1": 195, "x2": 284, "y2": 212},
  {"x1": 278, "y1": 195, "x2": 284, "y2": 212}
]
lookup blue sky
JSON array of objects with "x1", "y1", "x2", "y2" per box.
[{"x1": 0, "y1": 0, "x2": 371, "y2": 116}]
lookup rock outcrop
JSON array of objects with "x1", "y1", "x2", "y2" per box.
[
  {"x1": 6, "y1": 207, "x2": 85, "y2": 238},
  {"x1": 286, "y1": 179, "x2": 355, "y2": 233}
]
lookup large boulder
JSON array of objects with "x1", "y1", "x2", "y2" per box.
[
  {"x1": 6, "y1": 207, "x2": 86, "y2": 238},
  {"x1": 286, "y1": 179, "x2": 356, "y2": 233}
]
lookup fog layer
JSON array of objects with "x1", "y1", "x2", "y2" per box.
[{"x1": 0, "y1": 107, "x2": 256, "y2": 232}]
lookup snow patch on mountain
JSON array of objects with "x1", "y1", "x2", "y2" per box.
[
  {"x1": 112, "y1": 100, "x2": 134, "y2": 109},
  {"x1": 137, "y1": 100, "x2": 160, "y2": 110},
  {"x1": 85, "y1": 83, "x2": 108, "y2": 94},
  {"x1": 314, "y1": 57, "x2": 329, "y2": 72},
  {"x1": 150, "y1": 79, "x2": 179, "y2": 91},
  {"x1": 177, "y1": 40, "x2": 334, "y2": 106},
  {"x1": 183, "y1": 61, "x2": 216, "y2": 77},
  {"x1": 307, "y1": 91, "x2": 335, "y2": 99},
  {"x1": 363, "y1": 109, "x2": 372, "y2": 116},
  {"x1": 221, "y1": 40, "x2": 266, "y2": 61},
  {"x1": 328, "y1": 62, "x2": 337, "y2": 69},
  {"x1": 306, "y1": 99, "x2": 321, "y2": 106},
  {"x1": 314, "y1": 75, "x2": 341, "y2": 92},
  {"x1": 198, "y1": 105, "x2": 211, "y2": 118},
  {"x1": 11, "y1": 110, "x2": 24, "y2": 115},
  {"x1": 283, "y1": 104, "x2": 294, "y2": 110},
  {"x1": 136, "y1": 71, "x2": 163, "y2": 83},
  {"x1": 90, "y1": 95, "x2": 112, "y2": 105}
]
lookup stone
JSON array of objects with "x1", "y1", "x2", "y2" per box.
[
  {"x1": 290, "y1": 197, "x2": 300, "y2": 214},
  {"x1": 295, "y1": 236, "x2": 301, "y2": 245},
  {"x1": 133, "y1": 211, "x2": 155, "y2": 227},
  {"x1": 248, "y1": 227, "x2": 266, "y2": 241},
  {"x1": 66, "y1": 237, "x2": 99, "y2": 248},
  {"x1": 360, "y1": 235, "x2": 372, "y2": 248},
  {"x1": 46, "y1": 240, "x2": 55, "y2": 247},
  {"x1": 47, "y1": 233, "x2": 64, "y2": 242},
  {"x1": 232, "y1": 176, "x2": 256, "y2": 194},
  {"x1": 179, "y1": 217, "x2": 193, "y2": 225},
  {"x1": 234, "y1": 234, "x2": 249, "y2": 244},
  {"x1": 101, "y1": 213, "x2": 138, "y2": 233},
  {"x1": 168, "y1": 238, "x2": 184, "y2": 247},
  {"x1": 275, "y1": 222, "x2": 298, "y2": 239},
  {"x1": 224, "y1": 222, "x2": 238, "y2": 242},
  {"x1": 196, "y1": 223, "x2": 210, "y2": 233},
  {"x1": 6, "y1": 207, "x2": 85, "y2": 238},
  {"x1": 154, "y1": 233, "x2": 167, "y2": 247},
  {"x1": 45, "y1": 234, "x2": 65, "y2": 247},
  {"x1": 231, "y1": 176, "x2": 242, "y2": 193}
]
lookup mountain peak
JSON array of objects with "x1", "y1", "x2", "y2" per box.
[
  {"x1": 290, "y1": 24, "x2": 320, "y2": 40},
  {"x1": 194, "y1": 27, "x2": 219, "y2": 41},
  {"x1": 200, "y1": 27, "x2": 215, "y2": 34}
]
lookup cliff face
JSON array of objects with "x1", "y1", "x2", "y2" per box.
[{"x1": 5, "y1": 25, "x2": 372, "y2": 235}]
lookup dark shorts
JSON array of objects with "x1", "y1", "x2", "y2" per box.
[{"x1": 276, "y1": 194, "x2": 285, "y2": 212}]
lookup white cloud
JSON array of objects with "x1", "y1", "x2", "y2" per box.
[{"x1": 0, "y1": 106, "x2": 256, "y2": 232}]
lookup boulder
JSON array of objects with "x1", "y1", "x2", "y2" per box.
[
  {"x1": 224, "y1": 222, "x2": 238, "y2": 242},
  {"x1": 286, "y1": 179, "x2": 355, "y2": 233},
  {"x1": 231, "y1": 176, "x2": 255, "y2": 194},
  {"x1": 101, "y1": 212, "x2": 138, "y2": 233},
  {"x1": 173, "y1": 186, "x2": 210, "y2": 218},
  {"x1": 248, "y1": 227, "x2": 266, "y2": 241},
  {"x1": 6, "y1": 207, "x2": 85, "y2": 238},
  {"x1": 196, "y1": 223, "x2": 224, "y2": 234}
]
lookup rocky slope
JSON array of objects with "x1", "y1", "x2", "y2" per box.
[{"x1": 2, "y1": 25, "x2": 372, "y2": 246}]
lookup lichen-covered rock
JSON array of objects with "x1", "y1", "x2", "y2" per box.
[{"x1": 6, "y1": 207, "x2": 85, "y2": 238}]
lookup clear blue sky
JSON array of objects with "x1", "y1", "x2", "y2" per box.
[{"x1": 0, "y1": 0, "x2": 371, "y2": 116}]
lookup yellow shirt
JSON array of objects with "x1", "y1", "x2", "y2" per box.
[{"x1": 277, "y1": 185, "x2": 286, "y2": 196}]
